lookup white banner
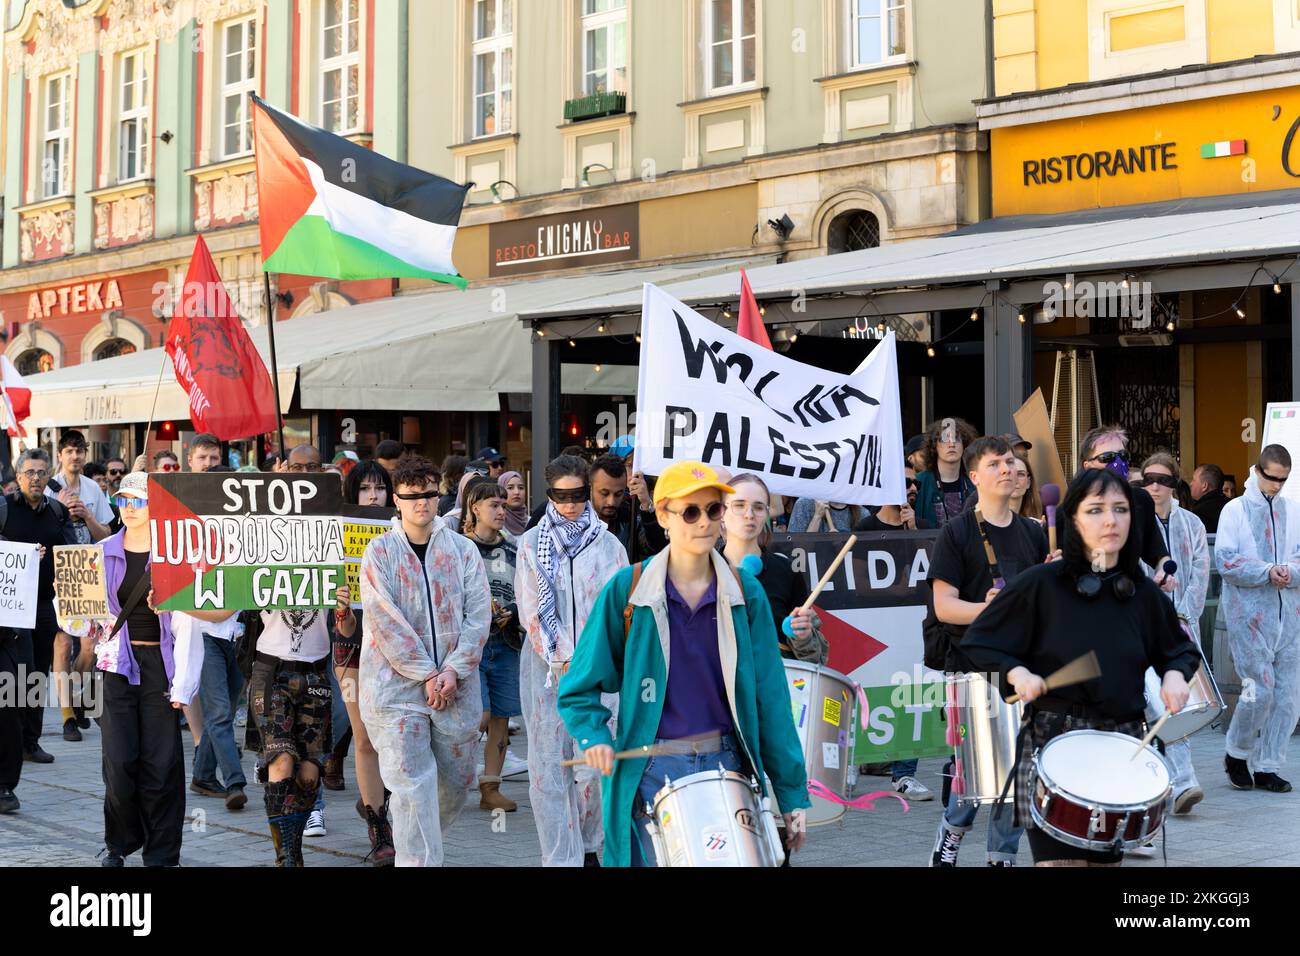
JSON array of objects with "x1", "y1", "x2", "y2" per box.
[
  {"x1": 634, "y1": 283, "x2": 905, "y2": 506},
  {"x1": 0, "y1": 541, "x2": 40, "y2": 629}
]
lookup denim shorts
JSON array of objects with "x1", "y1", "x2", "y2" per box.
[{"x1": 478, "y1": 637, "x2": 522, "y2": 718}]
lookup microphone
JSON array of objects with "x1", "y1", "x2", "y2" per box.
[
  {"x1": 1040, "y1": 483, "x2": 1061, "y2": 552},
  {"x1": 1162, "y1": 560, "x2": 1178, "y2": 577}
]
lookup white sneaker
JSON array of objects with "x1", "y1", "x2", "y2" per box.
[
  {"x1": 501, "y1": 749, "x2": 528, "y2": 778},
  {"x1": 893, "y1": 776, "x2": 934, "y2": 801},
  {"x1": 304, "y1": 809, "x2": 326, "y2": 838},
  {"x1": 234, "y1": 705, "x2": 247, "y2": 728}
]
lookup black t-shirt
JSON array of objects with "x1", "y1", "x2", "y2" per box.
[
  {"x1": 754, "y1": 550, "x2": 809, "y2": 652},
  {"x1": 120, "y1": 549, "x2": 160, "y2": 642},
  {"x1": 856, "y1": 512, "x2": 933, "y2": 532},
  {"x1": 928, "y1": 509, "x2": 1048, "y2": 672},
  {"x1": 962, "y1": 562, "x2": 1201, "y2": 721},
  {"x1": 409, "y1": 537, "x2": 430, "y2": 565}
]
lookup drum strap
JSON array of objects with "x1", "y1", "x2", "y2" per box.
[{"x1": 971, "y1": 508, "x2": 1006, "y2": 590}]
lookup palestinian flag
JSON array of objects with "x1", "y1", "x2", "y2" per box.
[{"x1": 252, "y1": 95, "x2": 470, "y2": 287}]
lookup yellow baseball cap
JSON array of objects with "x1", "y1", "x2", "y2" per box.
[{"x1": 652, "y1": 460, "x2": 736, "y2": 506}]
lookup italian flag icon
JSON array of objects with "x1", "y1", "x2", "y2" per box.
[{"x1": 1200, "y1": 140, "x2": 1246, "y2": 158}]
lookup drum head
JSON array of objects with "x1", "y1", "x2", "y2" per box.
[{"x1": 1038, "y1": 731, "x2": 1169, "y2": 806}]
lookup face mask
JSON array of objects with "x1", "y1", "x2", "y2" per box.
[{"x1": 1105, "y1": 457, "x2": 1130, "y2": 481}]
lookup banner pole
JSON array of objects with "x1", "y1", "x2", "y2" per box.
[
  {"x1": 263, "y1": 270, "x2": 288, "y2": 460},
  {"x1": 141, "y1": 350, "x2": 169, "y2": 459}
]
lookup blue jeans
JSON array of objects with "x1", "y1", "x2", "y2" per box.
[
  {"x1": 939, "y1": 786, "x2": 1023, "y2": 863},
  {"x1": 193, "y1": 635, "x2": 247, "y2": 789},
  {"x1": 630, "y1": 736, "x2": 744, "y2": 867},
  {"x1": 891, "y1": 759, "x2": 918, "y2": 781}
]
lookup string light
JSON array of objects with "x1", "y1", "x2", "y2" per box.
[
  {"x1": 1017, "y1": 311, "x2": 1026, "y2": 324},
  {"x1": 759, "y1": 306, "x2": 766, "y2": 316},
  {"x1": 567, "y1": 337, "x2": 577, "y2": 348},
  {"x1": 1121, "y1": 275, "x2": 1130, "y2": 290},
  {"x1": 722, "y1": 308, "x2": 733, "y2": 319},
  {"x1": 1274, "y1": 281, "x2": 1283, "y2": 294},
  {"x1": 634, "y1": 333, "x2": 641, "y2": 344},
  {"x1": 596, "y1": 321, "x2": 607, "y2": 333},
  {"x1": 1235, "y1": 305, "x2": 1245, "y2": 319},
  {"x1": 926, "y1": 346, "x2": 936, "y2": 358},
  {"x1": 594, "y1": 363, "x2": 602, "y2": 372},
  {"x1": 1166, "y1": 320, "x2": 1175, "y2": 332},
  {"x1": 535, "y1": 327, "x2": 545, "y2": 337},
  {"x1": 969, "y1": 309, "x2": 979, "y2": 322}
]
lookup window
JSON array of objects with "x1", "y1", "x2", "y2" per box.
[
  {"x1": 118, "y1": 51, "x2": 150, "y2": 182},
  {"x1": 472, "y1": 0, "x2": 513, "y2": 137},
  {"x1": 16, "y1": 349, "x2": 55, "y2": 376},
  {"x1": 582, "y1": 0, "x2": 627, "y2": 96},
  {"x1": 221, "y1": 17, "x2": 257, "y2": 158},
  {"x1": 828, "y1": 210, "x2": 880, "y2": 253},
  {"x1": 93, "y1": 338, "x2": 138, "y2": 361},
  {"x1": 707, "y1": 0, "x2": 756, "y2": 92},
  {"x1": 43, "y1": 73, "x2": 72, "y2": 198},
  {"x1": 320, "y1": 0, "x2": 360, "y2": 133},
  {"x1": 850, "y1": 0, "x2": 906, "y2": 68}
]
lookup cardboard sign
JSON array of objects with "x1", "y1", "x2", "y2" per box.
[
  {"x1": 342, "y1": 504, "x2": 394, "y2": 609},
  {"x1": 0, "y1": 541, "x2": 41, "y2": 629},
  {"x1": 53, "y1": 544, "x2": 111, "y2": 622},
  {"x1": 148, "y1": 473, "x2": 346, "y2": 611}
]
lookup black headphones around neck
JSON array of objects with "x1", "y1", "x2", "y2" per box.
[{"x1": 1075, "y1": 570, "x2": 1135, "y2": 601}]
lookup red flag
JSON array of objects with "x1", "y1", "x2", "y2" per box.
[
  {"x1": 0, "y1": 356, "x2": 31, "y2": 437},
  {"x1": 736, "y1": 269, "x2": 772, "y2": 350},
  {"x1": 166, "y1": 236, "x2": 279, "y2": 440}
]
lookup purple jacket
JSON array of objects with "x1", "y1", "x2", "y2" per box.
[{"x1": 102, "y1": 531, "x2": 177, "y2": 688}]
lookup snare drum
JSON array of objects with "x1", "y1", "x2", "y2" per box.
[
  {"x1": 783, "y1": 660, "x2": 856, "y2": 825},
  {"x1": 947, "y1": 672, "x2": 1025, "y2": 806},
  {"x1": 1030, "y1": 730, "x2": 1171, "y2": 851},
  {"x1": 1143, "y1": 644, "x2": 1225, "y2": 744},
  {"x1": 646, "y1": 769, "x2": 785, "y2": 867}
]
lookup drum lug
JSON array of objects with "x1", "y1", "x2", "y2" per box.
[
  {"x1": 1139, "y1": 812, "x2": 1151, "y2": 842},
  {"x1": 1115, "y1": 812, "x2": 1132, "y2": 848}
]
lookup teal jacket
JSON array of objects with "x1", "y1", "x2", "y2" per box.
[{"x1": 557, "y1": 548, "x2": 810, "y2": 867}]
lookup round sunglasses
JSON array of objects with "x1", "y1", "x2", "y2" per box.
[{"x1": 663, "y1": 501, "x2": 725, "y2": 524}]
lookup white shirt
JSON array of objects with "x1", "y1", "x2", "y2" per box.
[
  {"x1": 45, "y1": 471, "x2": 114, "y2": 543},
  {"x1": 192, "y1": 612, "x2": 244, "y2": 642},
  {"x1": 256, "y1": 609, "x2": 330, "y2": 663}
]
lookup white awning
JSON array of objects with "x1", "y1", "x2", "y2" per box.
[
  {"x1": 23, "y1": 255, "x2": 773, "y2": 428},
  {"x1": 517, "y1": 196, "x2": 1300, "y2": 320}
]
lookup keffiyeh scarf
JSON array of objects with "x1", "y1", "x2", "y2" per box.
[{"x1": 535, "y1": 501, "x2": 605, "y2": 666}]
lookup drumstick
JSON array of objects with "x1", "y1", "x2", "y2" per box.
[
  {"x1": 1006, "y1": 650, "x2": 1101, "y2": 704},
  {"x1": 1131, "y1": 713, "x2": 1171, "y2": 761},
  {"x1": 800, "y1": 535, "x2": 857, "y2": 612},
  {"x1": 559, "y1": 733, "x2": 725, "y2": 768}
]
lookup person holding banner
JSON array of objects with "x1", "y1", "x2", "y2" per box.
[
  {"x1": 928, "y1": 437, "x2": 1046, "y2": 866},
  {"x1": 1138, "y1": 452, "x2": 1210, "y2": 813},
  {"x1": 516, "y1": 454, "x2": 628, "y2": 866},
  {"x1": 962, "y1": 467, "x2": 1197, "y2": 866},
  {"x1": 359, "y1": 455, "x2": 491, "y2": 867},
  {"x1": 94, "y1": 472, "x2": 210, "y2": 867},
  {"x1": 559, "y1": 459, "x2": 810, "y2": 867},
  {"x1": 721, "y1": 473, "x2": 827, "y2": 663}
]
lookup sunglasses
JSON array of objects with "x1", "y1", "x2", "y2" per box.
[
  {"x1": 1089, "y1": 450, "x2": 1130, "y2": 466},
  {"x1": 1141, "y1": 473, "x2": 1178, "y2": 489},
  {"x1": 393, "y1": 490, "x2": 439, "y2": 501},
  {"x1": 664, "y1": 501, "x2": 725, "y2": 524},
  {"x1": 159, "y1": 463, "x2": 180, "y2": 472},
  {"x1": 906, "y1": 480, "x2": 919, "y2": 491},
  {"x1": 548, "y1": 486, "x2": 591, "y2": 504},
  {"x1": 108, "y1": 469, "x2": 125, "y2": 477},
  {"x1": 19, "y1": 469, "x2": 48, "y2": 480},
  {"x1": 112, "y1": 495, "x2": 147, "y2": 510}
]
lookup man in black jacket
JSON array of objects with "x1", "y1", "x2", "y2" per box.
[{"x1": 1189, "y1": 463, "x2": 1229, "y2": 534}]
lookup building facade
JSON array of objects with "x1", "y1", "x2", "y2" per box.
[{"x1": 980, "y1": 0, "x2": 1300, "y2": 484}]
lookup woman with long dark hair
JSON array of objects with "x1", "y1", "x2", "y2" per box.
[
  {"x1": 327, "y1": 460, "x2": 395, "y2": 864},
  {"x1": 962, "y1": 467, "x2": 1199, "y2": 866}
]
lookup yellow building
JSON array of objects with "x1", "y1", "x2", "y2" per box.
[{"x1": 978, "y1": 0, "x2": 1300, "y2": 484}]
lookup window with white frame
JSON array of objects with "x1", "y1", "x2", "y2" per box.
[
  {"x1": 582, "y1": 0, "x2": 627, "y2": 96},
  {"x1": 320, "y1": 0, "x2": 360, "y2": 134},
  {"x1": 706, "y1": 0, "x2": 756, "y2": 93},
  {"x1": 43, "y1": 73, "x2": 72, "y2": 198},
  {"x1": 118, "y1": 51, "x2": 150, "y2": 182},
  {"x1": 221, "y1": 16, "x2": 258, "y2": 158},
  {"x1": 850, "y1": 0, "x2": 906, "y2": 68},
  {"x1": 472, "y1": 0, "x2": 513, "y2": 137}
]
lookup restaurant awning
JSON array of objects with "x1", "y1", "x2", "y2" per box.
[{"x1": 23, "y1": 255, "x2": 774, "y2": 428}]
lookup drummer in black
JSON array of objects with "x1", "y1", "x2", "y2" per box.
[
  {"x1": 929, "y1": 436, "x2": 1049, "y2": 867},
  {"x1": 962, "y1": 467, "x2": 1199, "y2": 866}
]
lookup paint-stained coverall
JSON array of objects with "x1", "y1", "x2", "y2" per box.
[
  {"x1": 1141, "y1": 499, "x2": 1210, "y2": 793},
  {"x1": 360, "y1": 517, "x2": 490, "y2": 866},
  {"x1": 516, "y1": 523, "x2": 628, "y2": 866},
  {"x1": 1215, "y1": 477, "x2": 1300, "y2": 774}
]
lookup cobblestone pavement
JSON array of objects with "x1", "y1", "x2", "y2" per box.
[{"x1": 1, "y1": 705, "x2": 1296, "y2": 866}]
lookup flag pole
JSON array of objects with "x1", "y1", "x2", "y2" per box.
[
  {"x1": 263, "y1": 271, "x2": 288, "y2": 461},
  {"x1": 142, "y1": 350, "x2": 168, "y2": 440}
]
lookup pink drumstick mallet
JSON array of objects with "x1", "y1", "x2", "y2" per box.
[{"x1": 1040, "y1": 483, "x2": 1061, "y2": 553}]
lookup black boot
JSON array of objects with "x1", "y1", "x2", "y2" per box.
[
  {"x1": 364, "y1": 804, "x2": 397, "y2": 867},
  {"x1": 583, "y1": 851, "x2": 601, "y2": 867}
]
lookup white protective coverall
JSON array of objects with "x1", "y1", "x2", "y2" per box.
[
  {"x1": 516, "y1": 519, "x2": 628, "y2": 866},
  {"x1": 1142, "y1": 499, "x2": 1210, "y2": 794},
  {"x1": 1215, "y1": 475, "x2": 1300, "y2": 774},
  {"x1": 359, "y1": 516, "x2": 490, "y2": 866}
]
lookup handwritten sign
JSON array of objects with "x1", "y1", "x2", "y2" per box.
[
  {"x1": 0, "y1": 542, "x2": 40, "y2": 629},
  {"x1": 53, "y1": 544, "x2": 111, "y2": 622}
]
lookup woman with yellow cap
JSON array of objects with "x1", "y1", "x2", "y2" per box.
[{"x1": 558, "y1": 460, "x2": 810, "y2": 866}]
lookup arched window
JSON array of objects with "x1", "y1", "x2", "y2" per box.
[
  {"x1": 92, "y1": 337, "x2": 138, "y2": 361},
  {"x1": 16, "y1": 348, "x2": 54, "y2": 376},
  {"x1": 828, "y1": 209, "x2": 880, "y2": 254}
]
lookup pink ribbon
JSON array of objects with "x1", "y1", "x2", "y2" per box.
[
  {"x1": 854, "y1": 682, "x2": 869, "y2": 730},
  {"x1": 808, "y1": 779, "x2": 910, "y2": 812}
]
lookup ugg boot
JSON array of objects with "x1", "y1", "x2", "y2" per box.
[
  {"x1": 479, "y1": 775, "x2": 517, "y2": 812},
  {"x1": 364, "y1": 804, "x2": 397, "y2": 867}
]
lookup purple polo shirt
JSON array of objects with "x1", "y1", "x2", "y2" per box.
[{"x1": 656, "y1": 576, "x2": 734, "y2": 740}]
